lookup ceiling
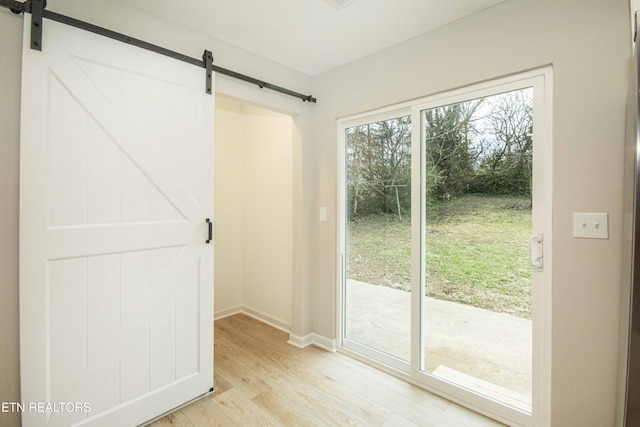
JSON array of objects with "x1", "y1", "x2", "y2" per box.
[{"x1": 121, "y1": 0, "x2": 505, "y2": 76}]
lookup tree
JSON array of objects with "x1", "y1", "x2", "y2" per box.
[
  {"x1": 470, "y1": 89, "x2": 533, "y2": 194},
  {"x1": 346, "y1": 116, "x2": 411, "y2": 218},
  {"x1": 346, "y1": 87, "x2": 534, "y2": 217},
  {"x1": 423, "y1": 99, "x2": 483, "y2": 201}
]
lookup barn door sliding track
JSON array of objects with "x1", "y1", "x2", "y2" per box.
[{"x1": 1, "y1": 0, "x2": 317, "y2": 102}]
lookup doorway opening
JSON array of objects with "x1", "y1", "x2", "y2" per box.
[{"x1": 214, "y1": 97, "x2": 295, "y2": 332}]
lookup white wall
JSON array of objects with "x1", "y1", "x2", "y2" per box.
[
  {"x1": 242, "y1": 104, "x2": 294, "y2": 328},
  {"x1": 308, "y1": 0, "x2": 631, "y2": 425},
  {"x1": 214, "y1": 100, "x2": 245, "y2": 314},
  {"x1": 0, "y1": 8, "x2": 23, "y2": 427},
  {"x1": 215, "y1": 98, "x2": 294, "y2": 329}
]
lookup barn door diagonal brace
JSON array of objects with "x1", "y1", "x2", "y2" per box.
[{"x1": 0, "y1": 0, "x2": 317, "y2": 102}]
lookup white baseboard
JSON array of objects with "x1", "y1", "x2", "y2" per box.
[
  {"x1": 287, "y1": 333, "x2": 337, "y2": 353},
  {"x1": 215, "y1": 305, "x2": 336, "y2": 352},
  {"x1": 287, "y1": 333, "x2": 314, "y2": 348},
  {"x1": 241, "y1": 305, "x2": 291, "y2": 334},
  {"x1": 214, "y1": 305, "x2": 243, "y2": 321},
  {"x1": 310, "y1": 333, "x2": 337, "y2": 352},
  {"x1": 215, "y1": 305, "x2": 291, "y2": 334}
]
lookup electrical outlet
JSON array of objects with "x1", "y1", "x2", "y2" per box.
[{"x1": 573, "y1": 213, "x2": 608, "y2": 239}]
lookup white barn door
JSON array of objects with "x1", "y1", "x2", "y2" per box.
[{"x1": 19, "y1": 17, "x2": 214, "y2": 427}]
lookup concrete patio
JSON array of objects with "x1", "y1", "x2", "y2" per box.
[{"x1": 345, "y1": 279, "x2": 532, "y2": 411}]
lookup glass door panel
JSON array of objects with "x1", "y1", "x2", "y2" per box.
[
  {"x1": 344, "y1": 114, "x2": 412, "y2": 363},
  {"x1": 420, "y1": 88, "x2": 534, "y2": 411}
]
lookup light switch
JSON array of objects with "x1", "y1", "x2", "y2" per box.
[
  {"x1": 320, "y1": 206, "x2": 327, "y2": 222},
  {"x1": 573, "y1": 213, "x2": 608, "y2": 239}
]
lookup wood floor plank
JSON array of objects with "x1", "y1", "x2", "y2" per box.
[
  {"x1": 337, "y1": 371, "x2": 468, "y2": 427},
  {"x1": 382, "y1": 413, "x2": 422, "y2": 427},
  {"x1": 224, "y1": 333, "x2": 393, "y2": 425},
  {"x1": 252, "y1": 390, "x2": 329, "y2": 427},
  {"x1": 213, "y1": 371, "x2": 234, "y2": 396},
  {"x1": 217, "y1": 334, "x2": 386, "y2": 425},
  {"x1": 176, "y1": 397, "x2": 238, "y2": 427},
  {"x1": 147, "y1": 409, "x2": 194, "y2": 427},
  {"x1": 223, "y1": 314, "x2": 288, "y2": 345},
  {"x1": 213, "y1": 388, "x2": 281, "y2": 427},
  {"x1": 212, "y1": 349, "x2": 264, "y2": 399},
  {"x1": 338, "y1": 357, "x2": 452, "y2": 413},
  {"x1": 219, "y1": 316, "x2": 358, "y2": 395},
  {"x1": 152, "y1": 314, "x2": 506, "y2": 427}
]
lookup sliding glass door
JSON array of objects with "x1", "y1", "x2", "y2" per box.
[
  {"x1": 342, "y1": 111, "x2": 413, "y2": 369},
  {"x1": 419, "y1": 88, "x2": 534, "y2": 413},
  {"x1": 339, "y1": 69, "x2": 552, "y2": 426}
]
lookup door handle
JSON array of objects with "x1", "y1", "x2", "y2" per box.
[
  {"x1": 206, "y1": 218, "x2": 212, "y2": 244},
  {"x1": 528, "y1": 233, "x2": 543, "y2": 272}
]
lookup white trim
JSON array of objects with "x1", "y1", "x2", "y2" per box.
[
  {"x1": 214, "y1": 305, "x2": 243, "y2": 321},
  {"x1": 287, "y1": 333, "x2": 314, "y2": 348},
  {"x1": 339, "y1": 106, "x2": 412, "y2": 130},
  {"x1": 336, "y1": 123, "x2": 346, "y2": 357},
  {"x1": 214, "y1": 305, "x2": 291, "y2": 334},
  {"x1": 215, "y1": 77, "x2": 310, "y2": 119},
  {"x1": 336, "y1": 67, "x2": 553, "y2": 427},
  {"x1": 214, "y1": 305, "x2": 337, "y2": 352},
  {"x1": 287, "y1": 333, "x2": 337, "y2": 352},
  {"x1": 342, "y1": 338, "x2": 409, "y2": 372},
  {"x1": 535, "y1": 65, "x2": 554, "y2": 427},
  {"x1": 309, "y1": 334, "x2": 338, "y2": 352},
  {"x1": 242, "y1": 305, "x2": 292, "y2": 334}
]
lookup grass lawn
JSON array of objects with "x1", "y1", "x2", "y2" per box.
[{"x1": 347, "y1": 194, "x2": 532, "y2": 318}]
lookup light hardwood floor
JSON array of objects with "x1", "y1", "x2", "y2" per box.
[{"x1": 149, "y1": 314, "x2": 506, "y2": 427}]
